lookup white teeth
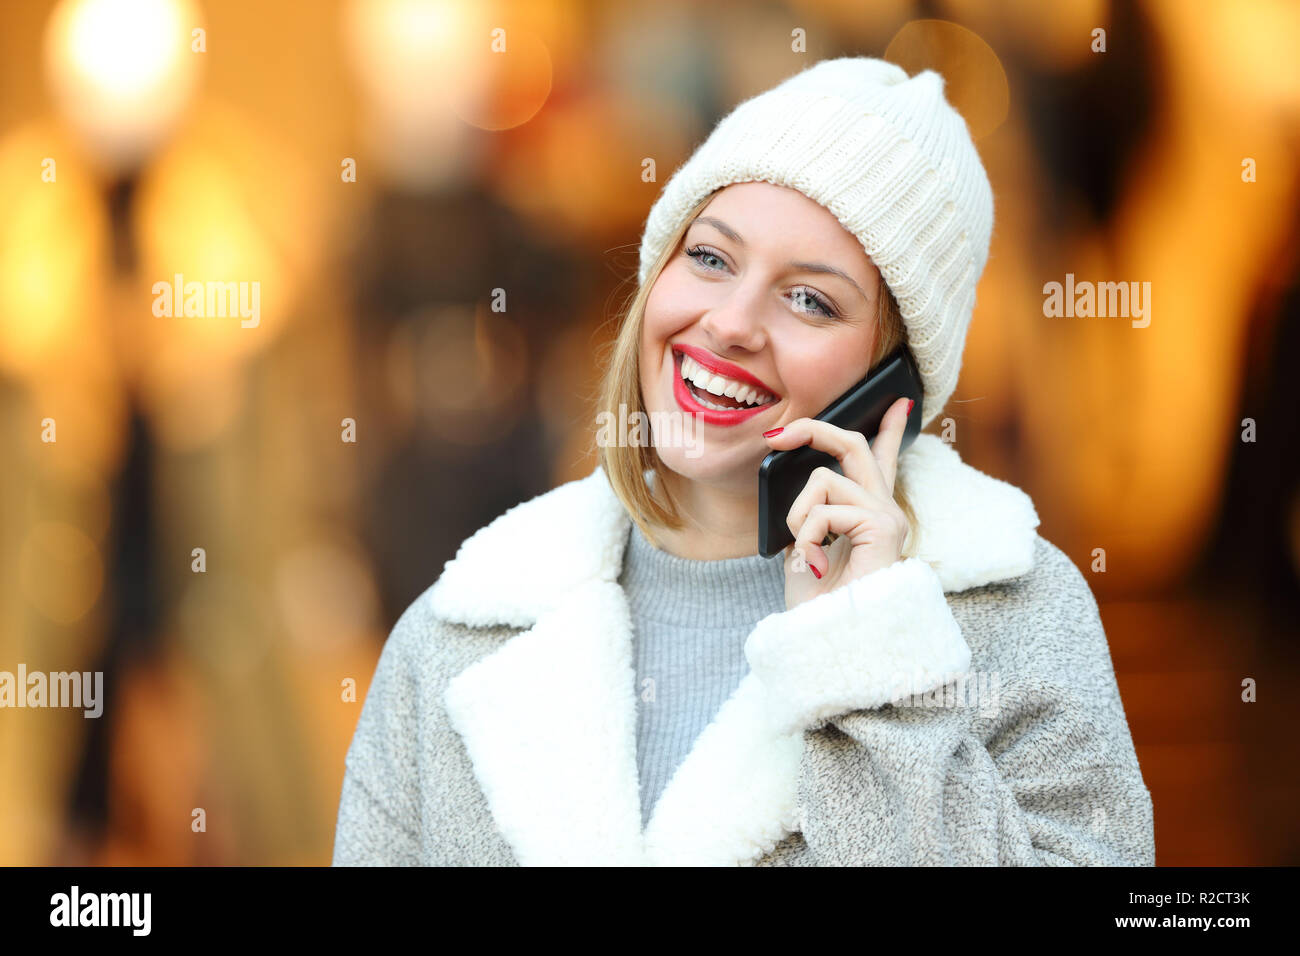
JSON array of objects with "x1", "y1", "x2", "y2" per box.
[
  {"x1": 695, "y1": 394, "x2": 741, "y2": 411},
  {"x1": 679, "y1": 354, "x2": 773, "y2": 407}
]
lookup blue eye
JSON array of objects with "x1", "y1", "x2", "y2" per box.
[
  {"x1": 683, "y1": 245, "x2": 839, "y2": 319},
  {"x1": 790, "y1": 287, "x2": 837, "y2": 318},
  {"x1": 685, "y1": 245, "x2": 726, "y2": 271}
]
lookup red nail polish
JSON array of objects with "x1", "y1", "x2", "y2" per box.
[
  {"x1": 763, "y1": 427, "x2": 784, "y2": 438},
  {"x1": 810, "y1": 563, "x2": 822, "y2": 580},
  {"x1": 906, "y1": 399, "x2": 915, "y2": 415}
]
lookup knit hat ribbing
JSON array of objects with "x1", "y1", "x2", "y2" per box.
[{"x1": 637, "y1": 57, "x2": 994, "y2": 431}]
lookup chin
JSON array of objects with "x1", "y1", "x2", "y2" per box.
[
  {"x1": 653, "y1": 435, "x2": 764, "y2": 488},
  {"x1": 641, "y1": 379, "x2": 770, "y2": 487}
]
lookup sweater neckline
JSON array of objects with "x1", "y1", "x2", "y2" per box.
[{"x1": 618, "y1": 521, "x2": 787, "y2": 628}]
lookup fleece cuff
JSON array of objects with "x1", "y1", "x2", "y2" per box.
[{"x1": 744, "y1": 557, "x2": 972, "y2": 736}]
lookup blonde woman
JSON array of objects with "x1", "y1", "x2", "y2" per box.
[{"x1": 333, "y1": 57, "x2": 1154, "y2": 866}]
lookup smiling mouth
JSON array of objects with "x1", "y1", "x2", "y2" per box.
[{"x1": 673, "y1": 348, "x2": 778, "y2": 412}]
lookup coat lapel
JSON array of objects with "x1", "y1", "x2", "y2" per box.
[
  {"x1": 432, "y1": 434, "x2": 1041, "y2": 865},
  {"x1": 441, "y1": 579, "x2": 646, "y2": 865}
]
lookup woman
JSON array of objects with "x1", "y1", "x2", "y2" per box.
[{"x1": 332, "y1": 57, "x2": 1155, "y2": 866}]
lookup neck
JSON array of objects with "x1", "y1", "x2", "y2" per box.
[{"x1": 648, "y1": 467, "x2": 761, "y2": 560}]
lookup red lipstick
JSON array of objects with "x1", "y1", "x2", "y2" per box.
[
  {"x1": 674, "y1": 343, "x2": 777, "y2": 395},
  {"x1": 671, "y1": 346, "x2": 778, "y2": 427}
]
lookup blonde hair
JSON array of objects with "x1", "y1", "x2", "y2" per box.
[{"x1": 590, "y1": 188, "x2": 922, "y2": 559}]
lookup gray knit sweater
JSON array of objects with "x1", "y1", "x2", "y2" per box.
[
  {"x1": 618, "y1": 520, "x2": 787, "y2": 828},
  {"x1": 331, "y1": 439, "x2": 1156, "y2": 866}
]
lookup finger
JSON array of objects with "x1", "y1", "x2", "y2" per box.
[
  {"x1": 867, "y1": 397, "x2": 914, "y2": 494},
  {"x1": 792, "y1": 504, "x2": 873, "y2": 576},
  {"x1": 764, "y1": 416, "x2": 886, "y2": 499},
  {"x1": 783, "y1": 539, "x2": 816, "y2": 577},
  {"x1": 794, "y1": 503, "x2": 907, "y2": 575},
  {"x1": 786, "y1": 464, "x2": 872, "y2": 540}
]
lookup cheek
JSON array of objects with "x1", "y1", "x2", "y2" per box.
[
  {"x1": 644, "y1": 263, "x2": 700, "y2": 329},
  {"x1": 639, "y1": 271, "x2": 690, "y2": 370},
  {"x1": 639, "y1": 315, "x2": 664, "y2": 380},
  {"x1": 778, "y1": 338, "x2": 871, "y2": 411},
  {"x1": 641, "y1": 286, "x2": 672, "y2": 352},
  {"x1": 638, "y1": 317, "x2": 666, "y2": 399}
]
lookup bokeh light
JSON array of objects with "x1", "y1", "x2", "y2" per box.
[{"x1": 43, "y1": 0, "x2": 203, "y2": 171}]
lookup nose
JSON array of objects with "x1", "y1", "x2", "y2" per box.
[{"x1": 697, "y1": 277, "x2": 768, "y2": 353}]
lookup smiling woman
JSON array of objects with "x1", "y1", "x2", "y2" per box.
[
  {"x1": 596, "y1": 181, "x2": 919, "y2": 562},
  {"x1": 333, "y1": 56, "x2": 1155, "y2": 867}
]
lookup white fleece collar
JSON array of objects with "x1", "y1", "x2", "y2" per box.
[
  {"x1": 431, "y1": 433, "x2": 1040, "y2": 865},
  {"x1": 429, "y1": 433, "x2": 1040, "y2": 627}
]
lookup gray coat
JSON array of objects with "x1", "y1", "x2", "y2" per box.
[{"x1": 332, "y1": 434, "x2": 1155, "y2": 865}]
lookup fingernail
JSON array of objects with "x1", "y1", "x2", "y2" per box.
[
  {"x1": 810, "y1": 562, "x2": 822, "y2": 580},
  {"x1": 763, "y1": 427, "x2": 784, "y2": 438},
  {"x1": 906, "y1": 399, "x2": 915, "y2": 415}
]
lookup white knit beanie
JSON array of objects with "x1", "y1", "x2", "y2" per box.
[{"x1": 637, "y1": 57, "x2": 994, "y2": 431}]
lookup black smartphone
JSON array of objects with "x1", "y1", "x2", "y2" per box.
[{"x1": 757, "y1": 347, "x2": 923, "y2": 558}]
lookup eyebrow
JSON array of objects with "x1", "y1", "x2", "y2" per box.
[{"x1": 689, "y1": 215, "x2": 871, "y2": 303}]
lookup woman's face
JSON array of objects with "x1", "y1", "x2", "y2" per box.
[{"x1": 639, "y1": 181, "x2": 884, "y2": 486}]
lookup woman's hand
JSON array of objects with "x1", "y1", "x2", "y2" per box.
[{"x1": 763, "y1": 397, "x2": 914, "y2": 611}]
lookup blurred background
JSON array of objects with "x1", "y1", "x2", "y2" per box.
[{"x1": 0, "y1": 0, "x2": 1297, "y2": 866}]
